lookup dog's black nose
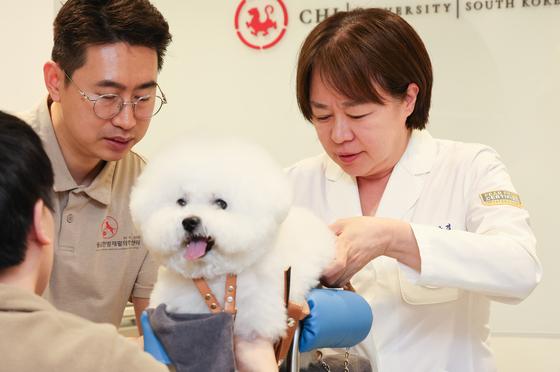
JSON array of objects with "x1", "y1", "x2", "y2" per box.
[{"x1": 182, "y1": 216, "x2": 200, "y2": 232}]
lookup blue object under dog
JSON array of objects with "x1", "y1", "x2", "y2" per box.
[
  {"x1": 142, "y1": 288, "x2": 373, "y2": 365},
  {"x1": 299, "y1": 288, "x2": 373, "y2": 352},
  {"x1": 141, "y1": 311, "x2": 172, "y2": 365}
]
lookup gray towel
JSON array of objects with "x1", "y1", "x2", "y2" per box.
[{"x1": 147, "y1": 304, "x2": 236, "y2": 372}]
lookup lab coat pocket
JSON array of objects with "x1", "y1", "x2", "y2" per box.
[{"x1": 398, "y1": 269, "x2": 459, "y2": 305}]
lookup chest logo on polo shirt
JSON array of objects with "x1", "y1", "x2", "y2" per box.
[
  {"x1": 97, "y1": 216, "x2": 141, "y2": 250},
  {"x1": 101, "y1": 216, "x2": 119, "y2": 239}
]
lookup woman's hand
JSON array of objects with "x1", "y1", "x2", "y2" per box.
[
  {"x1": 321, "y1": 217, "x2": 420, "y2": 287},
  {"x1": 234, "y1": 336, "x2": 278, "y2": 372}
]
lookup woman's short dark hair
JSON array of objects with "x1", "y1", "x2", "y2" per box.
[
  {"x1": 52, "y1": 0, "x2": 172, "y2": 79},
  {"x1": 296, "y1": 8, "x2": 433, "y2": 129},
  {"x1": 0, "y1": 111, "x2": 54, "y2": 270}
]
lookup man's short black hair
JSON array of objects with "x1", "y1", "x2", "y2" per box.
[
  {"x1": 52, "y1": 0, "x2": 172, "y2": 79},
  {"x1": 0, "y1": 111, "x2": 54, "y2": 270}
]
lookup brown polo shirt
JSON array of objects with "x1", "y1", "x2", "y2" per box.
[
  {"x1": 0, "y1": 284, "x2": 168, "y2": 372},
  {"x1": 19, "y1": 98, "x2": 158, "y2": 327}
]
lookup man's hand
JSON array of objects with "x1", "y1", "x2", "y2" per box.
[{"x1": 132, "y1": 296, "x2": 150, "y2": 336}]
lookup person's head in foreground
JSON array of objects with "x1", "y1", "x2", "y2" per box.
[{"x1": 0, "y1": 111, "x2": 54, "y2": 293}]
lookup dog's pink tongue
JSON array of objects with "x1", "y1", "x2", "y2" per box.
[{"x1": 185, "y1": 240, "x2": 208, "y2": 261}]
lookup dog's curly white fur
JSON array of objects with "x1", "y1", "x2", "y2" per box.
[{"x1": 130, "y1": 138, "x2": 335, "y2": 342}]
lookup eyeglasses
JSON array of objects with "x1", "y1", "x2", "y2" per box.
[{"x1": 64, "y1": 71, "x2": 167, "y2": 120}]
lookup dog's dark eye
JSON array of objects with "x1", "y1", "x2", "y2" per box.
[
  {"x1": 177, "y1": 198, "x2": 187, "y2": 207},
  {"x1": 214, "y1": 198, "x2": 227, "y2": 210}
]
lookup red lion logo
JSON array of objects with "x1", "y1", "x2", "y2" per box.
[
  {"x1": 101, "y1": 216, "x2": 118, "y2": 239},
  {"x1": 235, "y1": 0, "x2": 288, "y2": 50},
  {"x1": 246, "y1": 5, "x2": 277, "y2": 36}
]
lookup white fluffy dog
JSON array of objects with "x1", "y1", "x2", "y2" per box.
[{"x1": 130, "y1": 138, "x2": 335, "y2": 342}]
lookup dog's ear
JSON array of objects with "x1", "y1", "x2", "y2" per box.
[
  {"x1": 129, "y1": 146, "x2": 183, "y2": 231},
  {"x1": 130, "y1": 167, "x2": 163, "y2": 231},
  {"x1": 269, "y1": 175, "x2": 293, "y2": 224}
]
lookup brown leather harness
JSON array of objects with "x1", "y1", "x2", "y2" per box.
[
  {"x1": 192, "y1": 269, "x2": 308, "y2": 365},
  {"x1": 193, "y1": 274, "x2": 238, "y2": 315}
]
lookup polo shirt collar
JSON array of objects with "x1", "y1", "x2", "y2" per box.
[
  {"x1": 37, "y1": 100, "x2": 75, "y2": 193},
  {"x1": 85, "y1": 161, "x2": 115, "y2": 206},
  {"x1": 39, "y1": 98, "x2": 114, "y2": 206},
  {"x1": 0, "y1": 284, "x2": 56, "y2": 313}
]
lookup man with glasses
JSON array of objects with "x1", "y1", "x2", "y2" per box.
[{"x1": 19, "y1": 0, "x2": 172, "y2": 334}]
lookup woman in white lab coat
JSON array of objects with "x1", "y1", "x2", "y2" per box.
[{"x1": 287, "y1": 8, "x2": 541, "y2": 372}]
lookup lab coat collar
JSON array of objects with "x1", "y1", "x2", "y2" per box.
[
  {"x1": 376, "y1": 129, "x2": 437, "y2": 219},
  {"x1": 324, "y1": 157, "x2": 362, "y2": 220},
  {"x1": 325, "y1": 153, "x2": 345, "y2": 181},
  {"x1": 323, "y1": 130, "x2": 437, "y2": 219},
  {"x1": 398, "y1": 129, "x2": 436, "y2": 176}
]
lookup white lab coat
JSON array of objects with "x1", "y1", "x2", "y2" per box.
[{"x1": 286, "y1": 130, "x2": 541, "y2": 372}]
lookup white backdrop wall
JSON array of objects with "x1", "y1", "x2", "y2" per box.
[{"x1": 1, "y1": 0, "x2": 559, "y2": 341}]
